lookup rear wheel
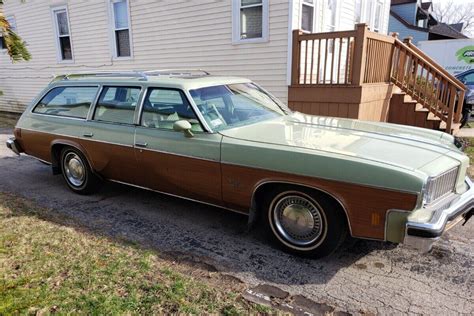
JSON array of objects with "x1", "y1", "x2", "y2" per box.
[
  {"x1": 262, "y1": 186, "x2": 347, "y2": 258},
  {"x1": 60, "y1": 147, "x2": 100, "y2": 194}
]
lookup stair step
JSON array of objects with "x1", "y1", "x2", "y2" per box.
[
  {"x1": 393, "y1": 93, "x2": 417, "y2": 104},
  {"x1": 427, "y1": 112, "x2": 441, "y2": 121},
  {"x1": 402, "y1": 94, "x2": 416, "y2": 103},
  {"x1": 415, "y1": 103, "x2": 429, "y2": 112},
  {"x1": 392, "y1": 86, "x2": 402, "y2": 94},
  {"x1": 439, "y1": 122, "x2": 461, "y2": 132}
]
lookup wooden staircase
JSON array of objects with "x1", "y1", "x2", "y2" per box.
[
  {"x1": 388, "y1": 38, "x2": 466, "y2": 134},
  {"x1": 289, "y1": 24, "x2": 467, "y2": 134},
  {"x1": 388, "y1": 92, "x2": 461, "y2": 134}
]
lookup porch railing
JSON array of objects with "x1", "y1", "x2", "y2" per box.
[{"x1": 291, "y1": 23, "x2": 466, "y2": 132}]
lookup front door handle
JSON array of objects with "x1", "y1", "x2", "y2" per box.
[
  {"x1": 83, "y1": 132, "x2": 94, "y2": 138},
  {"x1": 135, "y1": 142, "x2": 148, "y2": 148}
]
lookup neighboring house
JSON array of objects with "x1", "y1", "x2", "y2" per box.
[
  {"x1": 0, "y1": 0, "x2": 391, "y2": 113},
  {"x1": 388, "y1": 0, "x2": 467, "y2": 44}
]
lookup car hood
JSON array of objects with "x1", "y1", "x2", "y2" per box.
[{"x1": 219, "y1": 113, "x2": 461, "y2": 172}]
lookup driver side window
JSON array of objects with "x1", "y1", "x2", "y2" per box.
[{"x1": 141, "y1": 88, "x2": 203, "y2": 132}]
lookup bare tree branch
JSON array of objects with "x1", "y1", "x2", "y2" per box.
[{"x1": 431, "y1": 0, "x2": 474, "y2": 36}]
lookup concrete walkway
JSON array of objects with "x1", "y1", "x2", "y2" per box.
[{"x1": 456, "y1": 127, "x2": 474, "y2": 137}]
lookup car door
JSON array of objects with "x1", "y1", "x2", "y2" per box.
[
  {"x1": 134, "y1": 87, "x2": 223, "y2": 205},
  {"x1": 79, "y1": 85, "x2": 143, "y2": 184}
]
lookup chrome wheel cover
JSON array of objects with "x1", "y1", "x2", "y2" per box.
[
  {"x1": 273, "y1": 195, "x2": 324, "y2": 246},
  {"x1": 63, "y1": 152, "x2": 85, "y2": 187}
]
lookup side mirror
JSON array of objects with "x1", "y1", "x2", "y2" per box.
[{"x1": 173, "y1": 120, "x2": 194, "y2": 138}]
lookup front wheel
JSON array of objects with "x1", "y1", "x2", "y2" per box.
[
  {"x1": 60, "y1": 147, "x2": 100, "y2": 195},
  {"x1": 262, "y1": 186, "x2": 348, "y2": 258}
]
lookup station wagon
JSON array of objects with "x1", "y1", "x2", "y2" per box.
[{"x1": 6, "y1": 70, "x2": 474, "y2": 258}]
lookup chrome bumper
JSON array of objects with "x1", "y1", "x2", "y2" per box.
[
  {"x1": 404, "y1": 177, "x2": 474, "y2": 252},
  {"x1": 6, "y1": 137, "x2": 21, "y2": 155}
]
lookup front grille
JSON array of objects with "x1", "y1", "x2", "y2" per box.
[{"x1": 424, "y1": 167, "x2": 458, "y2": 205}]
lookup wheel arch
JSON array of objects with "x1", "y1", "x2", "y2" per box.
[
  {"x1": 248, "y1": 180, "x2": 353, "y2": 236},
  {"x1": 50, "y1": 140, "x2": 94, "y2": 175}
]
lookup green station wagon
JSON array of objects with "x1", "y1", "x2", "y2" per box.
[{"x1": 6, "y1": 70, "x2": 474, "y2": 258}]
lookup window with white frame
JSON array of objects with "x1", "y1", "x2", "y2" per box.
[
  {"x1": 51, "y1": 6, "x2": 73, "y2": 61},
  {"x1": 373, "y1": 0, "x2": 383, "y2": 32},
  {"x1": 325, "y1": 0, "x2": 338, "y2": 32},
  {"x1": 355, "y1": 0, "x2": 362, "y2": 23},
  {"x1": 1, "y1": 16, "x2": 18, "y2": 50},
  {"x1": 366, "y1": 0, "x2": 374, "y2": 28},
  {"x1": 301, "y1": 0, "x2": 315, "y2": 33},
  {"x1": 232, "y1": 0, "x2": 269, "y2": 43},
  {"x1": 109, "y1": 0, "x2": 132, "y2": 58},
  {"x1": 363, "y1": 0, "x2": 384, "y2": 32}
]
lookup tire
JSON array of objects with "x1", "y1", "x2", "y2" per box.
[
  {"x1": 60, "y1": 146, "x2": 100, "y2": 195},
  {"x1": 262, "y1": 185, "x2": 348, "y2": 259}
]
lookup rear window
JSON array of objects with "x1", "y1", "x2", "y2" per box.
[
  {"x1": 33, "y1": 86, "x2": 98, "y2": 119},
  {"x1": 93, "y1": 86, "x2": 141, "y2": 125}
]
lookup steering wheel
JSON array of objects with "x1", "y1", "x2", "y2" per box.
[{"x1": 197, "y1": 103, "x2": 227, "y2": 127}]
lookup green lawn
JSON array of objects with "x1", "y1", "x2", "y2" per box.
[
  {"x1": 0, "y1": 192, "x2": 268, "y2": 315},
  {"x1": 461, "y1": 138, "x2": 474, "y2": 178}
]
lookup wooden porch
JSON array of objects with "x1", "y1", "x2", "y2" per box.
[{"x1": 288, "y1": 24, "x2": 466, "y2": 134}]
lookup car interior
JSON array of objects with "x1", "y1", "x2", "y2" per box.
[{"x1": 141, "y1": 88, "x2": 203, "y2": 132}]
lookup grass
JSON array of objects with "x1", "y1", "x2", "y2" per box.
[
  {"x1": 0, "y1": 113, "x2": 19, "y2": 128},
  {"x1": 461, "y1": 138, "x2": 474, "y2": 178},
  {"x1": 0, "y1": 192, "x2": 268, "y2": 315}
]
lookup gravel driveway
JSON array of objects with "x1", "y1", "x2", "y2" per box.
[{"x1": 1, "y1": 127, "x2": 472, "y2": 315}]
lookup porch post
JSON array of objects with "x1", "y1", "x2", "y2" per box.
[
  {"x1": 351, "y1": 23, "x2": 368, "y2": 86},
  {"x1": 291, "y1": 29, "x2": 303, "y2": 86}
]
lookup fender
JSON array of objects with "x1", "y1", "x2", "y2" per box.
[
  {"x1": 50, "y1": 139, "x2": 97, "y2": 176},
  {"x1": 247, "y1": 179, "x2": 353, "y2": 236}
]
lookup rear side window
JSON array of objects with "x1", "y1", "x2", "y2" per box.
[
  {"x1": 33, "y1": 86, "x2": 98, "y2": 119},
  {"x1": 93, "y1": 86, "x2": 141, "y2": 124}
]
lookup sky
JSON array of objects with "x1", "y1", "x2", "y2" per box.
[{"x1": 430, "y1": 0, "x2": 474, "y2": 37}]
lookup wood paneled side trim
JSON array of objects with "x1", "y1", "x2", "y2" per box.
[
  {"x1": 19, "y1": 129, "x2": 417, "y2": 241},
  {"x1": 221, "y1": 163, "x2": 417, "y2": 240}
]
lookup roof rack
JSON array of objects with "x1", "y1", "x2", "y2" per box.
[
  {"x1": 144, "y1": 69, "x2": 211, "y2": 76},
  {"x1": 51, "y1": 69, "x2": 211, "y2": 82},
  {"x1": 52, "y1": 71, "x2": 148, "y2": 82}
]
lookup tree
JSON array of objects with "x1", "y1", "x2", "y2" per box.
[
  {"x1": 431, "y1": 0, "x2": 474, "y2": 37},
  {"x1": 0, "y1": 0, "x2": 31, "y2": 62}
]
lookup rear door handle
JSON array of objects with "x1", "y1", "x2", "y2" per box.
[
  {"x1": 83, "y1": 132, "x2": 94, "y2": 138},
  {"x1": 135, "y1": 142, "x2": 148, "y2": 148}
]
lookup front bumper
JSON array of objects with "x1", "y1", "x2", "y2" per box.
[
  {"x1": 404, "y1": 177, "x2": 474, "y2": 252},
  {"x1": 6, "y1": 137, "x2": 22, "y2": 155}
]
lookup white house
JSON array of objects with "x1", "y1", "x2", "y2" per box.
[{"x1": 0, "y1": 0, "x2": 391, "y2": 113}]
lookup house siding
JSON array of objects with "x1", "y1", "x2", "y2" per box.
[
  {"x1": 391, "y1": 3, "x2": 416, "y2": 25},
  {"x1": 388, "y1": 14, "x2": 428, "y2": 44},
  {"x1": 0, "y1": 0, "x2": 290, "y2": 113}
]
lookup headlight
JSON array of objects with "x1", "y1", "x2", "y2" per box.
[{"x1": 422, "y1": 167, "x2": 459, "y2": 206}]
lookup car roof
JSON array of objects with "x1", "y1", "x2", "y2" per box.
[
  {"x1": 456, "y1": 69, "x2": 474, "y2": 78},
  {"x1": 50, "y1": 74, "x2": 253, "y2": 91}
]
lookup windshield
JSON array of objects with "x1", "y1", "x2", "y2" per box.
[{"x1": 189, "y1": 82, "x2": 286, "y2": 131}]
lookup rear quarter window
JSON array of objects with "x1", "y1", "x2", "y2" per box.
[{"x1": 33, "y1": 86, "x2": 98, "y2": 119}]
